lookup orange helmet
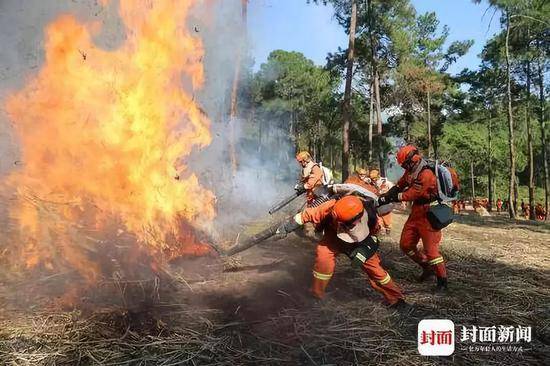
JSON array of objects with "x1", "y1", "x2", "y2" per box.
[
  {"x1": 296, "y1": 151, "x2": 311, "y2": 163},
  {"x1": 369, "y1": 169, "x2": 380, "y2": 180},
  {"x1": 333, "y1": 196, "x2": 364, "y2": 223},
  {"x1": 396, "y1": 145, "x2": 421, "y2": 168}
]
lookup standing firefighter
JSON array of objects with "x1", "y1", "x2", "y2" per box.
[
  {"x1": 370, "y1": 169, "x2": 394, "y2": 235},
  {"x1": 378, "y1": 145, "x2": 457, "y2": 292},
  {"x1": 295, "y1": 151, "x2": 324, "y2": 205},
  {"x1": 277, "y1": 194, "x2": 407, "y2": 308}
]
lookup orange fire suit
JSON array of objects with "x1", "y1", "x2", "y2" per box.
[
  {"x1": 301, "y1": 162, "x2": 324, "y2": 204},
  {"x1": 344, "y1": 174, "x2": 378, "y2": 195},
  {"x1": 299, "y1": 199, "x2": 403, "y2": 305},
  {"x1": 496, "y1": 199, "x2": 503, "y2": 213},
  {"x1": 375, "y1": 178, "x2": 394, "y2": 232},
  {"x1": 397, "y1": 165, "x2": 446, "y2": 279}
]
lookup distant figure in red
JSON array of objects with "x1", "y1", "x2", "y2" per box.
[
  {"x1": 535, "y1": 202, "x2": 546, "y2": 221},
  {"x1": 452, "y1": 200, "x2": 460, "y2": 215},
  {"x1": 496, "y1": 198, "x2": 503, "y2": 214},
  {"x1": 524, "y1": 204, "x2": 530, "y2": 220}
]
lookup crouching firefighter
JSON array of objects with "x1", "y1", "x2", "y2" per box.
[
  {"x1": 276, "y1": 191, "x2": 407, "y2": 308},
  {"x1": 378, "y1": 145, "x2": 459, "y2": 293}
]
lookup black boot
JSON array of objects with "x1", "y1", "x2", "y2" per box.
[
  {"x1": 389, "y1": 299, "x2": 414, "y2": 314},
  {"x1": 418, "y1": 267, "x2": 435, "y2": 282},
  {"x1": 435, "y1": 276, "x2": 448, "y2": 292}
]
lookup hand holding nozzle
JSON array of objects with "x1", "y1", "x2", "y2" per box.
[{"x1": 378, "y1": 186, "x2": 400, "y2": 206}]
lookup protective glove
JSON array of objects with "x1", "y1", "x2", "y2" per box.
[
  {"x1": 294, "y1": 183, "x2": 307, "y2": 195},
  {"x1": 378, "y1": 185, "x2": 400, "y2": 205},
  {"x1": 274, "y1": 214, "x2": 303, "y2": 239},
  {"x1": 348, "y1": 236, "x2": 380, "y2": 268},
  {"x1": 312, "y1": 185, "x2": 330, "y2": 200}
]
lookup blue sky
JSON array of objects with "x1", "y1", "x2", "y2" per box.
[{"x1": 248, "y1": 0, "x2": 502, "y2": 75}]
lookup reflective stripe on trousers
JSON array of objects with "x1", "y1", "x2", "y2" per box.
[
  {"x1": 428, "y1": 256, "x2": 444, "y2": 265},
  {"x1": 378, "y1": 273, "x2": 391, "y2": 285},
  {"x1": 313, "y1": 270, "x2": 333, "y2": 281}
]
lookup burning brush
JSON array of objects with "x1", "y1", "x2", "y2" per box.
[{"x1": 0, "y1": 0, "x2": 220, "y2": 301}]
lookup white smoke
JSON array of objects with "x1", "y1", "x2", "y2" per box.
[{"x1": 0, "y1": 0, "x2": 297, "y2": 238}]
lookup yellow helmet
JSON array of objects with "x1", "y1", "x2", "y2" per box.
[
  {"x1": 369, "y1": 169, "x2": 380, "y2": 180},
  {"x1": 355, "y1": 167, "x2": 368, "y2": 176},
  {"x1": 296, "y1": 151, "x2": 311, "y2": 163}
]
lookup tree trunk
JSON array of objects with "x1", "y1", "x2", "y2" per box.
[
  {"x1": 505, "y1": 11, "x2": 516, "y2": 219},
  {"x1": 368, "y1": 80, "x2": 374, "y2": 163},
  {"x1": 526, "y1": 56, "x2": 535, "y2": 220},
  {"x1": 405, "y1": 114, "x2": 411, "y2": 142},
  {"x1": 256, "y1": 104, "x2": 261, "y2": 153},
  {"x1": 317, "y1": 119, "x2": 322, "y2": 163},
  {"x1": 229, "y1": 53, "x2": 240, "y2": 176},
  {"x1": 228, "y1": 0, "x2": 248, "y2": 177},
  {"x1": 471, "y1": 161, "x2": 476, "y2": 204},
  {"x1": 514, "y1": 176, "x2": 518, "y2": 213},
  {"x1": 374, "y1": 69, "x2": 384, "y2": 175},
  {"x1": 537, "y1": 44, "x2": 549, "y2": 220},
  {"x1": 427, "y1": 88, "x2": 432, "y2": 158},
  {"x1": 341, "y1": 0, "x2": 357, "y2": 181},
  {"x1": 330, "y1": 143, "x2": 334, "y2": 170},
  {"x1": 367, "y1": 0, "x2": 384, "y2": 175},
  {"x1": 488, "y1": 113, "x2": 493, "y2": 211}
]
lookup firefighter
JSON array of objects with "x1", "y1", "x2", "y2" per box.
[
  {"x1": 378, "y1": 145, "x2": 448, "y2": 292},
  {"x1": 277, "y1": 195, "x2": 407, "y2": 308},
  {"x1": 535, "y1": 202, "x2": 546, "y2": 221},
  {"x1": 452, "y1": 200, "x2": 460, "y2": 215},
  {"x1": 356, "y1": 168, "x2": 371, "y2": 184},
  {"x1": 370, "y1": 169, "x2": 394, "y2": 235},
  {"x1": 496, "y1": 198, "x2": 503, "y2": 213},
  {"x1": 345, "y1": 168, "x2": 377, "y2": 194},
  {"x1": 295, "y1": 151, "x2": 324, "y2": 206}
]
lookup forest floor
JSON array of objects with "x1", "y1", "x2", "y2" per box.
[{"x1": 0, "y1": 209, "x2": 549, "y2": 365}]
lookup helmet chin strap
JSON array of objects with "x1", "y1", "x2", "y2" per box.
[{"x1": 410, "y1": 158, "x2": 427, "y2": 178}]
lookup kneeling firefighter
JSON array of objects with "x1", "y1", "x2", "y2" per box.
[
  {"x1": 378, "y1": 145, "x2": 458, "y2": 292},
  {"x1": 277, "y1": 189, "x2": 406, "y2": 307}
]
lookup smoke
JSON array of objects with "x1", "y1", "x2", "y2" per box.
[
  {"x1": 0, "y1": 0, "x2": 296, "y2": 245},
  {"x1": 187, "y1": 1, "x2": 299, "y2": 234}
]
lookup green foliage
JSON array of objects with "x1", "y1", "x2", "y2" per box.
[
  {"x1": 249, "y1": 50, "x2": 339, "y2": 161},
  {"x1": 233, "y1": 0, "x2": 549, "y2": 204}
]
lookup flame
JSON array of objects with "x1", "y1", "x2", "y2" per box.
[{"x1": 3, "y1": 0, "x2": 215, "y2": 282}]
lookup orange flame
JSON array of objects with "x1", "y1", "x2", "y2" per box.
[{"x1": 3, "y1": 0, "x2": 215, "y2": 282}]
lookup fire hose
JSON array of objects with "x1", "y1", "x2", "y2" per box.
[
  {"x1": 222, "y1": 221, "x2": 283, "y2": 256},
  {"x1": 222, "y1": 183, "x2": 386, "y2": 257},
  {"x1": 268, "y1": 190, "x2": 305, "y2": 215}
]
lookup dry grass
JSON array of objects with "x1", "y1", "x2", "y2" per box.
[{"x1": 0, "y1": 211, "x2": 549, "y2": 365}]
